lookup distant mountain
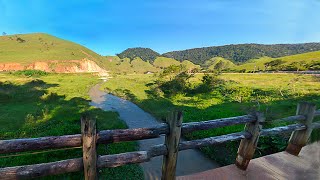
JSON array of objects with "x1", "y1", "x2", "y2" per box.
[
  {"x1": 117, "y1": 48, "x2": 160, "y2": 62},
  {"x1": 162, "y1": 43, "x2": 320, "y2": 64}
]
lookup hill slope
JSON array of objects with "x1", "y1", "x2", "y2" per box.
[
  {"x1": 162, "y1": 43, "x2": 320, "y2": 64},
  {"x1": 0, "y1": 33, "x2": 108, "y2": 74},
  {"x1": 0, "y1": 33, "x2": 104, "y2": 63},
  {"x1": 117, "y1": 48, "x2": 160, "y2": 62},
  {"x1": 233, "y1": 51, "x2": 320, "y2": 71}
]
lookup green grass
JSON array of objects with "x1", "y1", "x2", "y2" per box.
[
  {"x1": 204, "y1": 57, "x2": 235, "y2": 70},
  {"x1": 102, "y1": 73, "x2": 320, "y2": 165},
  {"x1": 233, "y1": 51, "x2": 320, "y2": 71},
  {"x1": 153, "y1": 57, "x2": 180, "y2": 68},
  {"x1": 0, "y1": 73, "x2": 143, "y2": 179},
  {"x1": 0, "y1": 33, "x2": 105, "y2": 65}
]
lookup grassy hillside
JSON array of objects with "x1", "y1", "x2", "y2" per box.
[
  {"x1": 0, "y1": 33, "x2": 104, "y2": 65},
  {"x1": 153, "y1": 57, "x2": 180, "y2": 68},
  {"x1": 204, "y1": 57, "x2": 235, "y2": 70},
  {"x1": 234, "y1": 51, "x2": 320, "y2": 72}
]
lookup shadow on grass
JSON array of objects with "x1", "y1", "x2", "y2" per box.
[
  {"x1": 110, "y1": 85, "x2": 320, "y2": 166},
  {"x1": 0, "y1": 79, "x2": 143, "y2": 180}
]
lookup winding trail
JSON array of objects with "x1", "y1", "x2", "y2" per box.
[{"x1": 89, "y1": 84, "x2": 219, "y2": 180}]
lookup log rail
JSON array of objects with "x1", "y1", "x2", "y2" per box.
[{"x1": 0, "y1": 104, "x2": 319, "y2": 180}]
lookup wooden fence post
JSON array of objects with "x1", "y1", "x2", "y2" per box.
[
  {"x1": 81, "y1": 114, "x2": 98, "y2": 180},
  {"x1": 161, "y1": 110, "x2": 183, "y2": 180},
  {"x1": 286, "y1": 102, "x2": 316, "y2": 156},
  {"x1": 235, "y1": 112, "x2": 265, "y2": 170}
]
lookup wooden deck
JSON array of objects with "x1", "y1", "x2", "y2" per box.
[{"x1": 178, "y1": 142, "x2": 320, "y2": 180}]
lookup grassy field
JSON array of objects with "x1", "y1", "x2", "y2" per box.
[
  {"x1": 233, "y1": 51, "x2": 320, "y2": 71},
  {"x1": 0, "y1": 72, "x2": 143, "y2": 179},
  {"x1": 102, "y1": 73, "x2": 320, "y2": 165}
]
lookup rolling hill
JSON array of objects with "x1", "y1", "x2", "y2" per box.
[
  {"x1": 163, "y1": 43, "x2": 320, "y2": 64},
  {"x1": 233, "y1": 51, "x2": 320, "y2": 72},
  {"x1": 0, "y1": 33, "x2": 108, "y2": 74}
]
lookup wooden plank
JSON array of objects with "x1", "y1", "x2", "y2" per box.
[
  {"x1": 260, "y1": 124, "x2": 306, "y2": 136},
  {"x1": 235, "y1": 112, "x2": 265, "y2": 170},
  {"x1": 0, "y1": 125, "x2": 168, "y2": 154},
  {"x1": 98, "y1": 123, "x2": 168, "y2": 144},
  {"x1": 161, "y1": 110, "x2": 183, "y2": 180},
  {"x1": 181, "y1": 115, "x2": 256, "y2": 134},
  {"x1": 286, "y1": 102, "x2": 316, "y2": 156},
  {"x1": 179, "y1": 132, "x2": 251, "y2": 151},
  {"x1": 0, "y1": 134, "x2": 82, "y2": 154},
  {"x1": 0, "y1": 144, "x2": 167, "y2": 179},
  {"x1": 0, "y1": 158, "x2": 83, "y2": 180},
  {"x1": 178, "y1": 142, "x2": 320, "y2": 180},
  {"x1": 275, "y1": 114, "x2": 306, "y2": 122},
  {"x1": 81, "y1": 115, "x2": 97, "y2": 180}
]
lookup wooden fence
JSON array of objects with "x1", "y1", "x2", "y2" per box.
[{"x1": 0, "y1": 102, "x2": 320, "y2": 180}]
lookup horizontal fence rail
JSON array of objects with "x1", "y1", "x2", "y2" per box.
[
  {"x1": 0, "y1": 105, "x2": 319, "y2": 180},
  {"x1": 0, "y1": 115, "x2": 256, "y2": 154}
]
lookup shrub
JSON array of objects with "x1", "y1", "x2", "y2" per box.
[
  {"x1": 193, "y1": 73, "x2": 224, "y2": 93},
  {"x1": 13, "y1": 70, "x2": 48, "y2": 77}
]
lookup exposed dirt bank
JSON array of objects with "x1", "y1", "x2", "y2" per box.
[{"x1": 0, "y1": 59, "x2": 108, "y2": 75}]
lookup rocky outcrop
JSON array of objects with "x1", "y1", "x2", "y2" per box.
[{"x1": 0, "y1": 59, "x2": 109, "y2": 76}]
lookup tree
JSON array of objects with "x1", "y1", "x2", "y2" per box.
[
  {"x1": 214, "y1": 61, "x2": 224, "y2": 71},
  {"x1": 16, "y1": 37, "x2": 26, "y2": 43}
]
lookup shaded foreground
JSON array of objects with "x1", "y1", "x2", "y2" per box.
[{"x1": 178, "y1": 141, "x2": 320, "y2": 179}]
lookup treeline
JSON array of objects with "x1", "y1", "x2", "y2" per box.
[
  {"x1": 117, "y1": 43, "x2": 320, "y2": 65},
  {"x1": 117, "y1": 47, "x2": 160, "y2": 62},
  {"x1": 163, "y1": 43, "x2": 320, "y2": 64}
]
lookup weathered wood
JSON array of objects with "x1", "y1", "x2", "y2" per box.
[
  {"x1": 81, "y1": 115, "x2": 97, "y2": 180},
  {"x1": 235, "y1": 112, "x2": 265, "y2": 170},
  {"x1": 0, "y1": 124, "x2": 168, "y2": 154},
  {"x1": 275, "y1": 115, "x2": 306, "y2": 122},
  {"x1": 177, "y1": 142, "x2": 320, "y2": 180},
  {"x1": 0, "y1": 134, "x2": 82, "y2": 154},
  {"x1": 179, "y1": 132, "x2": 251, "y2": 151},
  {"x1": 312, "y1": 122, "x2": 320, "y2": 130},
  {"x1": 0, "y1": 158, "x2": 83, "y2": 180},
  {"x1": 181, "y1": 115, "x2": 256, "y2": 134},
  {"x1": 98, "y1": 123, "x2": 168, "y2": 144},
  {"x1": 286, "y1": 102, "x2": 316, "y2": 156},
  {"x1": 0, "y1": 144, "x2": 168, "y2": 179},
  {"x1": 97, "y1": 145, "x2": 167, "y2": 168},
  {"x1": 260, "y1": 124, "x2": 306, "y2": 136},
  {"x1": 161, "y1": 110, "x2": 183, "y2": 180}
]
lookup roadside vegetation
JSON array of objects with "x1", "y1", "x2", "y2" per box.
[
  {"x1": 0, "y1": 71, "x2": 143, "y2": 179},
  {"x1": 102, "y1": 72, "x2": 320, "y2": 165}
]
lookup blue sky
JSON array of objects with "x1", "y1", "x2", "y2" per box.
[{"x1": 1, "y1": 0, "x2": 320, "y2": 55}]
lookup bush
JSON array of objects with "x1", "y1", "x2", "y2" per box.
[
  {"x1": 158, "y1": 72, "x2": 192, "y2": 96},
  {"x1": 193, "y1": 73, "x2": 224, "y2": 93},
  {"x1": 13, "y1": 70, "x2": 48, "y2": 77}
]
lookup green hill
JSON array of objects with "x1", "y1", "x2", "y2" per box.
[
  {"x1": 153, "y1": 57, "x2": 180, "y2": 68},
  {"x1": 233, "y1": 51, "x2": 320, "y2": 72},
  {"x1": 204, "y1": 57, "x2": 235, "y2": 70},
  {"x1": 162, "y1": 43, "x2": 320, "y2": 64},
  {"x1": 0, "y1": 33, "x2": 104, "y2": 65},
  {"x1": 117, "y1": 47, "x2": 160, "y2": 62}
]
